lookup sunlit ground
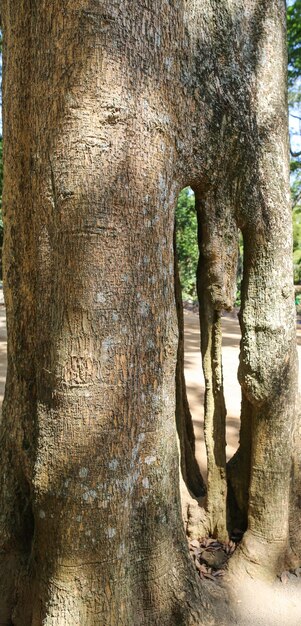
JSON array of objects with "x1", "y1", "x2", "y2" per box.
[{"x1": 183, "y1": 309, "x2": 301, "y2": 478}]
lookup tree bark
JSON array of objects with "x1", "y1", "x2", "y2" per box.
[
  {"x1": 289, "y1": 395, "x2": 301, "y2": 566},
  {"x1": 196, "y1": 188, "x2": 238, "y2": 541},
  {"x1": 0, "y1": 0, "x2": 297, "y2": 623},
  {"x1": 0, "y1": 1, "x2": 229, "y2": 623},
  {"x1": 229, "y1": 5, "x2": 299, "y2": 576}
]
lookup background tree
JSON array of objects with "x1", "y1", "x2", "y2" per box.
[
  {"x1": 175, "y1": 2, "x2": 301, "y2": 294},
  {"x1": 175, "y1": 188, "x2": 198, "y2": 302},
  {"x1": 287, "y1": 0, "x2": 301, "y2": 87},
  {"x1": 288, "y1": 0, "x2": 301, "y2": 285}
]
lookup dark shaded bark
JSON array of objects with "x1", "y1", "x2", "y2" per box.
[{"x1": 226, "y1": 392, "x2": 253, "y2": 532}]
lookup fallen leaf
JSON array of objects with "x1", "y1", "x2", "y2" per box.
[{"x1": 280, "y1": 571, "x2": 289, "y2": 584}]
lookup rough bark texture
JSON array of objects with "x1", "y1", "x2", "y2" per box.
[
  {"x1": 196, "y1": 186, "x2": 238, "y2": 540},
  {"x1": 288, "y1": 393, "x2": 301, "y2": 566},
  {"x1": 0, "y1": 0, "x2": 297, "y2": 624}
]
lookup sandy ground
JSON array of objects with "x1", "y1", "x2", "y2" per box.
[
  {"x1": 184, "y1": 309, "x2": 301, "y2": 626},
  {"x1": 0, "y1": 304, "x2": 300, "y2": 624},
  {"x1": 184, "y1": 309, "x2": 301, "y2": 478}
]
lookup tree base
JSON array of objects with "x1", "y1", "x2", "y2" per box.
[
  {"x1": 227, "y1": 530, "x2": 287, "y2": 582},
  {"x1": 3, "y1": 549, "x2": 234, "y2": 626}
]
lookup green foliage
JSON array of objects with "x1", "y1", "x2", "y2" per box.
[
  {"x1": 293, "y1": 201, "x2": 301, "y2": 282},
  {"x1": 291, "y1": 171, "x2": 301, "y2": 206},
  {"x1": 175, "y1": 188, "x2": 198, "y2": 302},
  {"x1": 287, "y1": 0, "x2": 301, "y2": 86},
  {"x1": 294, "y1": 248, "x2": 301, "y2": 264},
  {"x1": 288, "y1": 2, "x2": 301, "y2": 283}
]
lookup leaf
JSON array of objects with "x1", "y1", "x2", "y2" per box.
[
  {"x1": 203, "y1": 571, "x2": 216, "y2": 581},
  {"x1": 280, "y1": 571, "x2": 289, "y2": 584},
  {"x1": 213, "y1": 569, "x2": 225, "y2": 577}
]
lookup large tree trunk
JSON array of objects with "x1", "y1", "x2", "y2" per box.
[
  {"x1": 196, "y1": 188, "x2": 238, "y2": 541},
  {"x1": 0, "y1": 0, "x2": 297, "y2": 624},
  {"x1": 227, "y1": 4, "x2": 299, "y2": 578},
  {"x1": 0, "y1": 1, "x2": 229, "y2": 624}
]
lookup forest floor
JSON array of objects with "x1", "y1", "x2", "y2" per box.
[{"x1": 0, "y1": 303, "x2": 300, "y2": 624}]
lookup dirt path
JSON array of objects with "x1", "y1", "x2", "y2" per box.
[{"x1": 184, "y1": 309, "x2": 301, "y2": 478}]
